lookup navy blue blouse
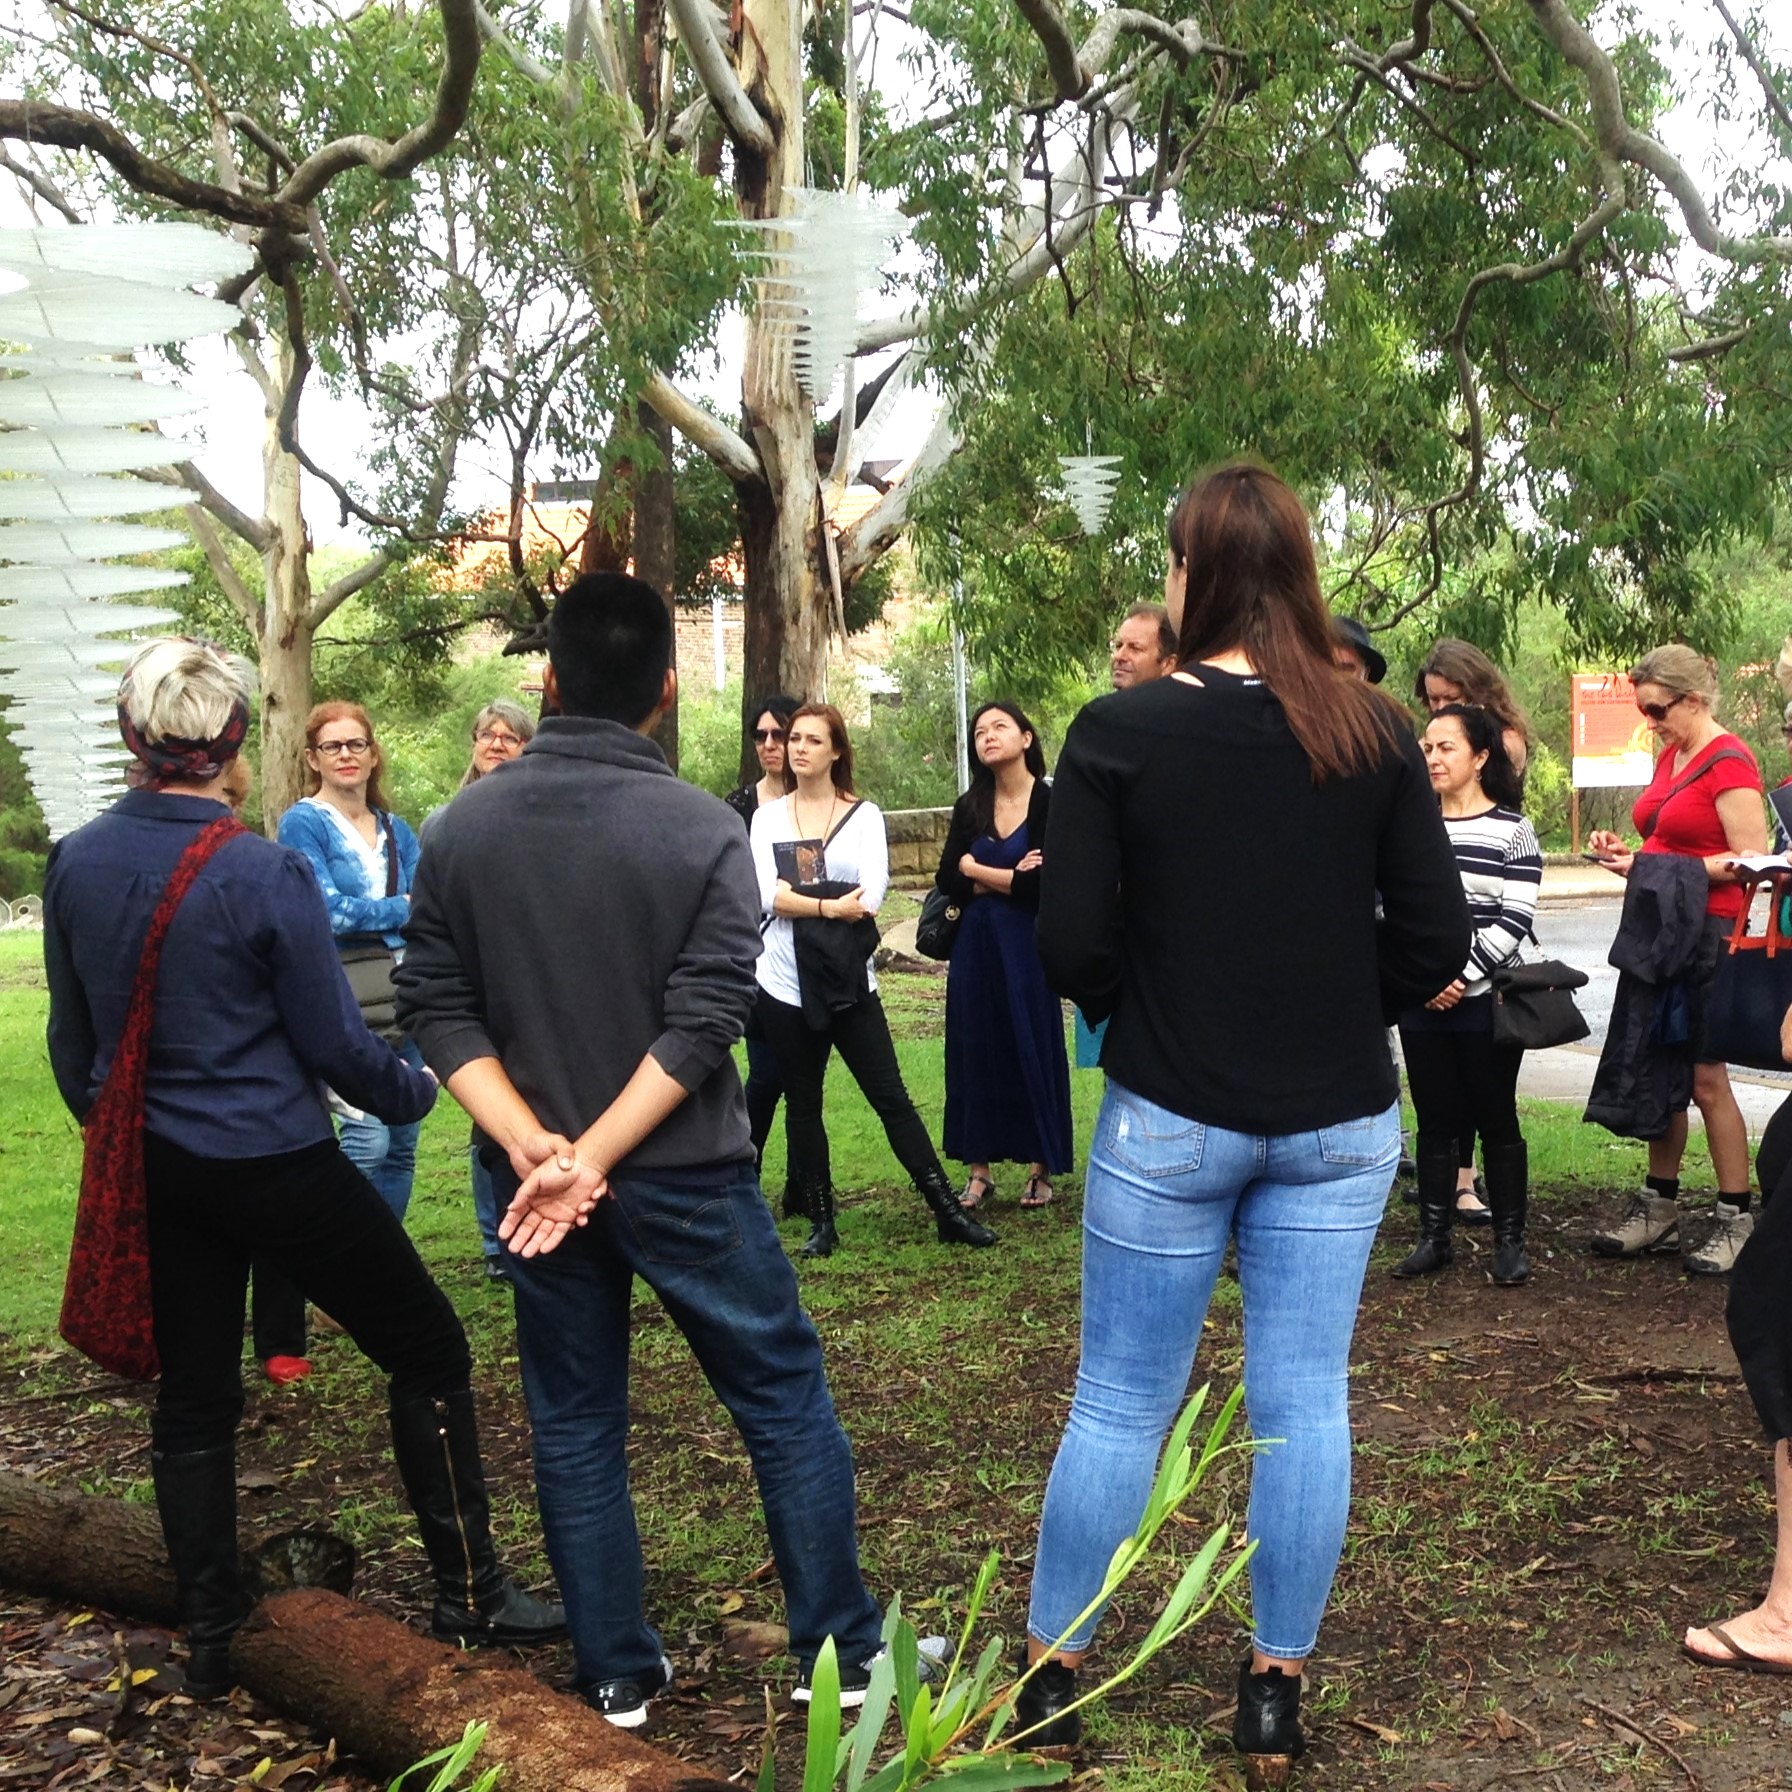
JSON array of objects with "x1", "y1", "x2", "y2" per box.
[{"x1": 44, "y1": 790, "x2": 435, "y2": 1159}]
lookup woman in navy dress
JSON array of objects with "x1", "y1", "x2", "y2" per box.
[{"x1": 936, "y1": 702, "x2": 1073, "y2": 1208}]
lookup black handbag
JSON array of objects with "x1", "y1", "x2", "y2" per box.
[
  {"x1": 337, "y1": 811, "x2": 405, "y2": 1045},
  {"x1": 1490, "y1": 957, "x2": 1590, "y2": 1050},
  {"x1": 915, "y1": 884, "x2": 963, "y2": 961},
  {"x1": 1705, "y1": 869, "x2": 1792, "y2": 1071}
]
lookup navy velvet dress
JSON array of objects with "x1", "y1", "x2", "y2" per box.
[{"x1": 942, "y1": 820, "x2": 1074, "y2": 1171}]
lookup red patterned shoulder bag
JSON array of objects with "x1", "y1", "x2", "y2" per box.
[{"x1": 59, "y1": 814, "x2": 244, "y2": 1380}]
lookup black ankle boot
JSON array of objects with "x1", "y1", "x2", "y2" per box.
[
  {"x1": 800, "y1": 1181, "x2": 838, "y2": 1257},
  {"x1": 916, "y1": 1167, "x2": 997, "y2": 1247},
  {"x1": 1233, "y1": 1660, "x2": 1305, "y2": 1789},
  {"x1": 1393, "y1": 1139, "x2": 1456, "y2": 1278},
  {"x1": 389, "y1": 1391, "x2": 567, "y2": 1647},
  {"x1": 1013, "y1": 1654, "x2": 1081, "y2": 1748},
  {"x1": 781, "y1": 1178, "x2": 807, "y2": 1222},
  {"x1": 1483, "y1": 1139, "x2": 1531, "y2": 1285},
  {"x1": 153, "y1": 1446, "x2": 253, "y2": 1699}
]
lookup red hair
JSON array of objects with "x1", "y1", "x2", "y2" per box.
[{"x1": 302, "y1": 700, "x2": 390, "y2": 809}]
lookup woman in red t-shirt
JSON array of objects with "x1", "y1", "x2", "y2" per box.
[{"x1": 1587, "y1": 645, "x2": 1767, "y2": 1276}]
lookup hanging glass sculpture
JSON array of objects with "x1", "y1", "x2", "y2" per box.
[
  {"x1": 0, "y1": 220, "x2": 254, "y2": 836},
  {"x1": 1056, "y1": 453, "x2": 1123, "y2": 536},
  {"x1": 724, "y1": 189, "x2": 909, "y2": 406}
]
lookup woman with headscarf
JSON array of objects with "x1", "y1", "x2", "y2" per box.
[{"x1": 43, "y1": 639, "x2": 562, "y2": 1700}]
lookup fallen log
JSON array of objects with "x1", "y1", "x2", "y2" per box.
[
  {"x1": 238, "y1": 1590, "x2": 733, "y2": 1792},
  {"x1": 0, "y1": 1471, "x2": 732, "y2": 1792}
]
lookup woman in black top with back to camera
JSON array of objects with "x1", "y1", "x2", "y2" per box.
[{"x1": 1012, "y1": 464, "x2": 1468, "y2": 1786}]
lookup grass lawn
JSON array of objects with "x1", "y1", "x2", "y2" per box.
[{"x1": 1, "y1": 924, "x2": 1785, "y2": 1791}]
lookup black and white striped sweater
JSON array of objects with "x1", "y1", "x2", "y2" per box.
[{"x1": 1444, "y1": 805, "x2": 1543, "y2": 998}]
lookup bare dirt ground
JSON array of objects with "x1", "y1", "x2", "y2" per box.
[{"x1": 2, "y1": 1180, "x2": 1788, "y2": 1791}]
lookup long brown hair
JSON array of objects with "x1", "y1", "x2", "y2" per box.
[
  {"x1": 1169, "y1": 462, "x2": 1398, "y2": 781},
  {"x1": 1413, "y1": 638, "x2": 1531, "y2": 742},
  {"x1": 302, "y1": 699, "x2": 389, "y2": 810},
  {"x1": 783, "y1": 702, "x2": 856, "y2": 794}
]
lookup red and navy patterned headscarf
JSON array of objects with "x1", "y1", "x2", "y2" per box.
[{"x1": 116, "y1": 641, "x2": 252, "y2": 789}]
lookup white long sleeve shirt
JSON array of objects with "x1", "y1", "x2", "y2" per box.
[{"x1": 749, "y1": 795, "x2": 888, "y2": 1007}]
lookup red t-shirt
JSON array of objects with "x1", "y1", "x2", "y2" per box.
[{"x1": 1634, "y1": 733, "x2": 1763, "y2": 919}]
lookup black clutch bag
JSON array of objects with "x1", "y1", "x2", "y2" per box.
[{"x1": 915, "y1": 885, "x2": 963, "y2": 961}]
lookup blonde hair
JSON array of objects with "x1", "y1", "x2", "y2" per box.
[
  {"x1": 121, "y1": 638, "x2": 254, "y2": 745},
  {"x1": 1630, "y1": 645, "x2": 1718, "y2": 708}
]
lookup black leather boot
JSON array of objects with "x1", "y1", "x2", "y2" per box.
[
  {"x1": 1233, "y1": 1660, "x2": 1305, "y2": 1789},
  {"x1": 1012, "y1": 1652, "x2": 1081, "y2": 1749},
  {"x1": 781, "y1": 1178, "x2": 807, "y2": 1222},
  {"x1": 153, "y1": 1446, "x2": 253, "y2": 1700},
  {"x1": 1483, "y1": 1138, "x2": 1531, "y2": 1285},
  {"x1": 916, "y1": 1166, "x2": 997, "y2": 1247},
  {"x1": 1392, "y1": 1139, "x2": 1457, "y2": 1277},
  {"x1": 800, "y1": 1180, "x2": 839, "y2": 1257},
  {"x1": 389, "y1": 1390, "x2": 567, "y2": 1647}
]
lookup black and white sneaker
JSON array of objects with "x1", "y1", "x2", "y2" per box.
[
  {"x1": 793, "y1": 1636, "x2": 949, "y2": 1708},
  {"x1": 586, "y1": 1654, "x2": 674, "y2": 1728}
]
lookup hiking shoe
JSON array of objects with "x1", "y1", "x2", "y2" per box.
[
  {"x1": 793, "y1": 1635, "x2": 949, "y2": 1707},
  {"x1": 1590, "y1": 1193, "x2": 1680, "y2": 1257},
  {"x1": 586, "y1": 1654, "x2": 673, "y2": 1728},
  {"x1": 1685, "y1": 1203, "x2": 1754, "y2": 1277}
]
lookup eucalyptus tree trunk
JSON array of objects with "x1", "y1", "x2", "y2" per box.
[
  {"x1": 257, "y1": 366, "x2": 316, "y2": 830},
  {"x1": 736, "y1": 0, "x2": 831, "y2": 714}
]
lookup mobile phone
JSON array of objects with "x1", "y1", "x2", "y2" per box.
[{"x1": 1581, "y1": 850, "x2": 1616, "y2": 864}]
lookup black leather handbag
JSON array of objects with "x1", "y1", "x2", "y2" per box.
[
  {"x1": 915, "y1": 884, "x2": 963, "y2": 961},
  {"x1": 1490, "y1": 958, "x2": 1591, "y2": 1050},
  {"x1": 1706, "y1": 868, "x2": 1792, "y2": 1071}
]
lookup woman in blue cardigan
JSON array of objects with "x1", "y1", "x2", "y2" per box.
[{"x1": 277, "y1": 701, "x2": 424, "y2": 1219}]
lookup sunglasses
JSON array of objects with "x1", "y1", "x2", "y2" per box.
[
  {"x1": 1636, "y1": 696, "x2": 1687, "y2": 723},
  {"x1": 313, "y1": 737, "x2": 370, "y2": 756},
  {"x1": 753, "y1": 728, "x2": 787, "y2": 744}
]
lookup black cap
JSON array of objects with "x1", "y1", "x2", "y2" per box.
[{"x1": 1332, "y1": 615, "x2": 1387, "y2": 685}]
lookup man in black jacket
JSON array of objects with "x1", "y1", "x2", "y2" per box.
[{"x1": 397, "y1": 574, "x2": 883, "y2": 1728}]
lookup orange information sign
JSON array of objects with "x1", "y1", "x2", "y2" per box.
[{"x1": 1571, "y1": 674, "x2": 1655, "y2": 789}]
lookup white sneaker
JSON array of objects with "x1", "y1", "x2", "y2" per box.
[
  {"x1": 1685, "y1": 1203, "x2": 1753, "y2": 1277},
  {"x1": 1590, "y1": 1192, "x2": 1680, "y2": 1257}
]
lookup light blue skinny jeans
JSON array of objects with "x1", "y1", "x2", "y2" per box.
[
  {"x1": 337, "y1": 1037, "x2": 425, "y2": 1222},
  {"x1": 1027, "y1": 1079, "x2": 1397, "y2": 1663}
]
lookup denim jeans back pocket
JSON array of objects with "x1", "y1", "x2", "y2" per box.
[
  {"x1": 1098, "y1": 1083, "x2": 1206, "y2": 1180},
  {"x1": 1316, "y1": 1103, "x2": 1401, "y2": 1168},
  {"x1": 612, "y1": 1178, "x2": 745, "y2": 1268}
]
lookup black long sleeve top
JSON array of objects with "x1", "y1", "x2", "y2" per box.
[
  {"x1": 934, "y1": 780, "x2": 1052, "y2": 914},
  {"x1": 1036, "y1": 668, "x2": 1470, "y2": 1135}
]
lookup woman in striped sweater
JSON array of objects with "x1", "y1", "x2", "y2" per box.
[{"x1": 1395, "y1": 704, "x2": 1543, "y2": 1285}]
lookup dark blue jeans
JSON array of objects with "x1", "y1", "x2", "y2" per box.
[{"x1": 496, "y1": 1159, "x2": 882, "y2": 1691}]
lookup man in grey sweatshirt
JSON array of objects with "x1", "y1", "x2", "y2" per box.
[{"x1": 397, "y1": 573, "x2": 884, "y2": 1728}]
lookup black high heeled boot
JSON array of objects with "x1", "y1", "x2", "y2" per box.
[
  {"x1": 1012, "y1": 1652, "x2": 1081, "y2": 1749},
  {"x1": 1483, "y1": 1138, "x2": 1531, "y2": 1285},
  {"x1": 1232, "y1": 1659, "x2": 1305, "y2": 1790},
  {"x1": 916, "y1": 1166, "x2": 997, "y2": 1247},
  {"x1": 389, "y1": 1390, "x2": 567, "y2": 1647},
  {"x1": 153, "y1": 1446, "x2": 253, "y2": 1699},
  {"x1": 1392, "y1": 1139, "x2": 1457, "y2": 1277},
  {"x1": 800, "y1": 1180, "x2": 839, "y2": 1257}
]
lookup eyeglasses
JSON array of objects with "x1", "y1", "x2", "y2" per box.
[
  {"x1": 1637, "y1": 696, "x2": 1687, "y2": 723},
  {"x1": 475, "y1": 729, "x2": 523, "y2": 749},
  {"x1": 753, "y1": 728, "x2": 787, "y2": 744},
  {"x1": 312, "y1": 737, "x2": 370, "y2": 756}
]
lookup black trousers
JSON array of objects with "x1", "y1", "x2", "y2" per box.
[
  {"x1": 756, "y1": 990, "x2": 945, "y2": 1192},
  {"x1": 145, "y1": 1133, "x2": 470, "y2": 1455},
  {"x1": 1399, "y1": 1026, "x2": 1525, "y2": 1160},
  {"x1": 1732, "y1": 1097, "x2": 1792, "y2": 1440}
]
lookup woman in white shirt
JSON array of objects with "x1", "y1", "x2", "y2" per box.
[{"x1": 750, "y1": 704, "x2": 996, "y2": 1257}]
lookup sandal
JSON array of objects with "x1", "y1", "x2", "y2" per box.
[
  {"x1": 1021, "y1": 1176, "x2": 1055, "y2": 1209},
  {"x1": 960, "y1": 1174, "x2": 996, "y2": 1211},
  {"x1": 1683, "y1": 1622, "x2": 1792, "y2": 1675}
]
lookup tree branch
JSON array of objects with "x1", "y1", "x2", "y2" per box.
[
  {"x1": 1013, "y1": 0, "x2": 1088, "y2": 101},
  {"x1": 0, "y1": 100, "x2": 306, "y2": 230},
  {"x1": 183, "y1": 501, "x2": 264, "y2": 635},
  {"x1": 666, "y1": 0, "x2": 775, "y2": 158},
  {"x1": 138, "y1": 462, "x2": 273, "y2": 554},
  {"x1": 643, "y1": 372, "x2": 764, "y2": 485},
  {"x1": 1711, "y1": 0, "x2": 1792, "y2": 143},
  {"x1": 275, "y1": 0, "x2": 482, "y2": 208},
  {"x1": 0, "y1": 142, "x2": 83, "y2": 221}
]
